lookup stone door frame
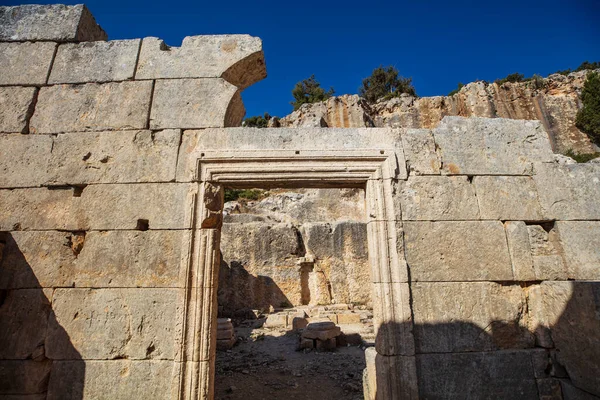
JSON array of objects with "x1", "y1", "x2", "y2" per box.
[{"x1": 177, "y1": 149, "x2": 415, "y2": 399}]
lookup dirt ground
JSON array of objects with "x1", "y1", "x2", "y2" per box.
[{"x1": 215, "y1": 324, "x2": 366, "y2": 400}]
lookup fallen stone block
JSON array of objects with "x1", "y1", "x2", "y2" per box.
[
  {"x1": 30, "y1": 81, "x2": 153, "y2": 134},
  {"x1": 315, "y1": 337, "x2": 337, "y2": 351},
  {"x1": 0, "y1": 42, "x2": 56, "y2": 85},
  {"x1": 0, "y1": 4, "x2": 107, "y2": 42},
  {"x1": 337, "y1": 313, "x2": 362, "y2": 324},
  {"x1": 264, "y1": 313, "x2": 287, "y2": 328},
  {"x1": 302, "y1": 326, "x2": 341, "y2": 341},
  {"x1": 49, "y1": 39, "x2": 141, "y2": 84}
]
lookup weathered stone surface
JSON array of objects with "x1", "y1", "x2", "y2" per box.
[
  {"x1": 533, "y1": 282, "x2": 600, "y2": 396},
  {"x1": 560, "y1": 380, "x2": 600, "y2": 400},
  {"x1": 277, "y1": 95, "x2": 373, "y2": 128},
  {"x1": 49, "y1": 40, "x2": 141, "y2": 84},
  {"x1": 48, "y1": 129, "x2": 181, "y2": 184},
  {"x1": 303, "y1": 222, "x2": 371, "y2": 306},
  {"x1": 404, "y1": 221, "x2": 513, "y2": 281},
  {"x1": 136, "y1": 35, "x2": 266, "y2": 89},
  {"x1": 556, "y1": 222, "x2": 600, "y2": 280},
  {"x1": 176, "y1": 127, "x2": 406, "y2": 182},
  {"x1": 0, "y1": 360, "x2": 51, "y2": 395},
  {"x1": 372, "y1": 282, "x2": 415, "y2": 356},
  {"x1": 434, "y1": 117, "x2": 555, "y2": 175},
  {"x1": 372, "y1": 353, "x2": 419, "y2": 400},
  {"x1": 526, "y1": 285, "x2": 554, "y2": 348},
  {"x1": 150, "y1": 78, "x2": 243, "y2": 129},
  {"x1": 0, "y1": 42, "x2": 56, "y2": 85},
  {"x1": 30, "y1": 81, "x2": 152, "y2": 134},
  {"x1": 0, "y1": 289, "x2": 50, "y2": 359},
  {"x1": 0, "y1": 183, "x2": 194, "y2": 230},
  {"x1": 0, "y1": 4, "x2": 107, "y2": 42},
  {"x1": 537, "y1": 378, "x2": 563, "y2": 400},
  {"x1": 504, "y1": 221, "x2": 536, "y2": 281},
  {"x1": 412, "y1": 282, "x2": 533, "y2": 353},
  {"x1": 219, "y1": 222, "x2": 302, "y2": 312},
  {"x1": 534, "y1": 162, "x2": 600, "y2": 220},
  {"x1": 302, "y1": 326, "x2": 341, "y2": 340},
  {"x1": 400, "y1": 128, "x2": 441, "y2": 175},
  {"x1": 47, "y1": 360, "x2": 175, "y2": 400},
  {"x1": 474, "y1": 176, "x2": 544, "y2": 220},
  {"x1": 0, "y1": 86, "x2": 36, "y2": 133},
  {"x1": 0, "y1": 230, "x2": 189, "y2": 289},
  {"x1": 399, "y1": 176, "x2": 479, "y2": 220},
  {"x1": 0, "y1": 134, "x2": 52, "y2": 188},
  {"x1": 47, "y1": 288, "x2": 183, "y2": 360},
  {"x1": 527, "y1": 224, "x2": 568, "y2": 280},
  {"x1": 416, "y1": 351, "x2": 538, "y2": 399}
]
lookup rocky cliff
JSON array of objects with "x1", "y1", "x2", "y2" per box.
[{"x1": 275, "y1": 70, "x2": 600, "y2": 154}]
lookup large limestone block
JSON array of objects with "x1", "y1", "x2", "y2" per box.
[
  {"x1": 404, "y1": 221, "x2": 513, "y2": 281},
  {"x1": 0, "y1": 230, "x2": 189, "y2": 289},
  {"x1": 474, "y1": 176, "x2": 544, "y2": 220},
  {"x1": 536, "y1": 282, "x2": 600, "y2": 396},
  {"x1": 176, "y1": 127, "x2": 407, "y2": 181},
  {"x1": 48, "y1": 39, "x2": 141, "y2": 84},
  {"x1": 412, "y1": 282, "x2": 533, "y2": 353},
  {"x1": 47, "y1": 288, "x2": 183, "y2": 360},
  {"x1": 0, "y1": 134, "x2": 52, "y2": 188},
  {"x1": 150, "y1": 78, "x2": 244, "y2": 129},
  {"x1": 0, "y1": 183, "x2": 194, "y2": 230},
  {"x1": 48, "y1": 129, "x2": 181, "y2": 184},
  {"x1": 399, "y1": 175, "x2": 479, "y2": 220},
  {"x1": 504, "y1": 221, "x2": 536, "y2": 281},
  {"x1": 0, "y1": 289, "x2": 50, "y2": 359},
  {"x1": 401, "y1": 128, "x2": 441, "y2": 175},
  {"x1": 556, "y1": 222, "x2": 600, "y2": 280},
  {"x1": 0, "y1": 42, "x2": 56, "y2": 85},
  {"x1": 533, "y1": 162, "x2": 600, "y2": 220},
  {"x1": 47, "y1": 360, "x2": 176, "y2": 400},
  {"x1": 30, "y1": 81, "x2": 153, "y2": 134},
  {"x1": 136, "y1": 35, "x2": 266, "y2": 89},
  {"x1": 433, "y1": 117, "x2": 554, "y2": 175},
  {"x1": 416, "y1": 351, "x2": 538, "y2": 399},
  {"x1": 0, "y1": 4, "x2": 107, "y2": 42},
  {"x1": 0, "y1": 86, "x2": 36, "y2": 133},
  {"x1": 0, "y1": 360, "x2": 51, "y2": 395}
]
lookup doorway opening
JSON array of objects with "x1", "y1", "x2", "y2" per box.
[{"x1": 214, "y1": 187, "x2": 373, "y2": 400}]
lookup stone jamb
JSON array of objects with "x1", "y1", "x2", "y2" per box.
[{"x1": 176, "y1": 149, "x2": 417, "y2": 399}]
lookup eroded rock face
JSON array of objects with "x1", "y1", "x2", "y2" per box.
[
  {"x1": 218, "y1": 189, "x2": 370, "y2": 314},
  {"x1": 278, "y1": 70, "x2": 600, "y2": 154}
]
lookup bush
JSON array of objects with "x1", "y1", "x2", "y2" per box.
[
  {"x1": 494, "y1": 72, "x2": 525, "y2": 85},
  {"x1": 448, "y1": 82, "x2": 465, "y2": 96},
  {"x1": 576, "y1": 61, "x2": 600, "y2": 72},
  {"x1": 224, "y1": 189, "x2": 267, "y2": 203},
  {"x1": 290, "y1": 75, "x2": 334, "y2": 111},
  {"x1": 528, "y1": 74, "x2": 546, "y2": 90},
  {"x1": 565, "y1": 149, "x2": 600, "y2": 163},
  {"x1": 243, "y1": 112, "x2": 275, "y2": 128},
  {"x1": 575, "y1": 71, "x2": 600, "y2": 145},
  {"x1": 359, "y1": 65, "x2": 416, "y2": 103}
]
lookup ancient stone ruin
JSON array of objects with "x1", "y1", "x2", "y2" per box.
[{"x1": 0, "y1": 4, "x2": 599, "y2": 400}]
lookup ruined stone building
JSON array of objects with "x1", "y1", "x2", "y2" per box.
[{"x1": 0, "y1": 4, "x2": 599, "y2": 400}]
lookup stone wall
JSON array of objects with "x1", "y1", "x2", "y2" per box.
[
  {"x1": 276, "y1": 71, "x2": 600, "y2": 155},
  {"x1": 0, "y1": 4, "x2": 599, "y2": 400}
]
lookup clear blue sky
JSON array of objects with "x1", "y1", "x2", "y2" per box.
[{"x1": 8, "y1": 0, "x2": 600, "y2": 118}]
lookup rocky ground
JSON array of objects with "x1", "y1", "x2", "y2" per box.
[{"x1": 215, "y1": 322, "x2": 367, "y2": 400}]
